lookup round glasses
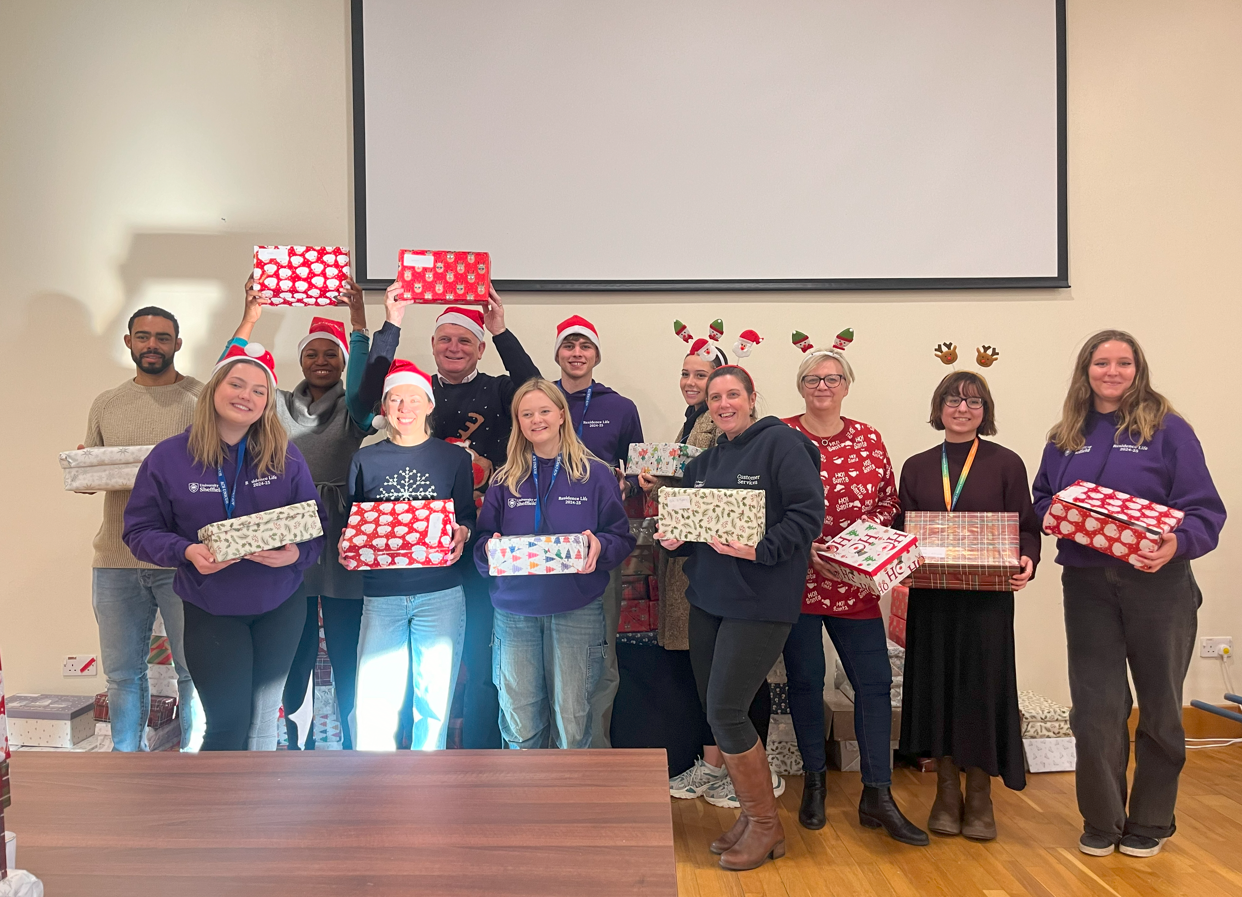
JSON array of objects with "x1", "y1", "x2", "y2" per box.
[
  {"x1": 944, "y1": 395, "x2": 984, "y2": 409},
  {"x1": 802, "y1": 374, "x2": 846, "y2": 389}
]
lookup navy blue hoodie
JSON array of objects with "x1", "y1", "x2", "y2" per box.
[
  {"x1": 675, "y1": 417, "x2": 824, "y2": 624},
  {"x1": 474, "y1": 456, "x2": 636, "y2": 616}
]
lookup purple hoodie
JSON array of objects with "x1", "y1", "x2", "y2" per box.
[
  {"x1": 558, "y1": 380, "x2": 644, "y2": 470},
  {"x1": 473, "y1": 455, "x2": 636, "y2": 615},
  {"x1": 1032, "y1": 410, "x2": 1226, "y2": 567},
  {"x1": 124, "y1": 430, "x2": 327, "y2": 615}
]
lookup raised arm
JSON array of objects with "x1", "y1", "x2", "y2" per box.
[
  {"x1": 487, "y1": 287, "x2": 542, "y2": 387},
  {"x1": 355, "y1": 282, "x2": 412, "y2": 423}
]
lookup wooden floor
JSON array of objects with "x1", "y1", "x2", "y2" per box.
[{"x1": 672, "y1": 746, "x2": 1242, "y2": 897}]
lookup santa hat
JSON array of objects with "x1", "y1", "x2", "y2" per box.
[
  {"x1": 435, "y1": 306, "x2": 486, "y2": 342},
  {"x1": 554, "y1": 315, "x2": 601, "y2": 358},
  {"x1": 213, "y1": 342, "x2": 278, "y2": 386},
  {"x1": 297, "y1": 317, "x2": 349, "y2": 359},
  {"x1": 382, "y1": 359, "x2": 435, "y2": 406},
  {"x1": 689, "y1": 337, "x2": 727, "y2": 367}
]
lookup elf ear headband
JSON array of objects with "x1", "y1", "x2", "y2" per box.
[
  {"x1": 934, "y1": 341, "x2": 1000, "y2": 369},
  {"x1": 791, "y1": 327, "x2": 854, "y2": 354}
]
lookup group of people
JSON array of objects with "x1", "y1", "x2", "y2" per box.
[{"x1": 82, "y1": 275, "x2": 1224, "y2": 872}]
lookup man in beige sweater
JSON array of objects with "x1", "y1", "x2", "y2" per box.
[{"x1": 84, "y1": 307, "x2": 202, "y2": 751}]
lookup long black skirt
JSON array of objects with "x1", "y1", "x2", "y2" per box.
[{"x1": 898, "y1": 587, "x2": 1026, "y2": 790}]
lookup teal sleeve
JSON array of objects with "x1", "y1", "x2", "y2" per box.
[
  {"x1": 345, "y1": 330, "x2": 375, "y2": 431},
  {"x1": 218, "y1": 336, "x2": 247, "y2": 362}
]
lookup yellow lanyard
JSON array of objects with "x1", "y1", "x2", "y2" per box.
[{"x1": 941, "y1": 438, "x2": 979, "y2": 511}]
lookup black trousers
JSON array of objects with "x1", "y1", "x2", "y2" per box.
[
  {"x1": 688, "y1": 604, "x2": 791, "y2": 755},
  {"x1": 182, "y1": 595, "x2": 306, "y2": 752},
  {"x1": 1063, "y1": 561, "x2": 1201, "y2": 842},
  {"x1": 458, "y1": 564, "x2": 502, "y2": 748},
  {"x1": 281, "y1": 596, "x2": 363, "y2": 750}
]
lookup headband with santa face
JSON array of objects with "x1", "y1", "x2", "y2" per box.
[
  {"x1": 791, "y1": 327, "x2": 854, "y2": 355},
  {"x1": 674, "y1": 318, "x2": 763, "y2": 362}
]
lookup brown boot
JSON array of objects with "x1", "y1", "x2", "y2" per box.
[
  {"x1": 719, "y1": 742, "x2": 786, "y2": 871},
  {"x1": 710, "y1": 813, "x2": 749, "y2": 855},
  {"x1": 961, "y1": 767, "x2": 997, "y2": 841},
  {"x1": 928, "y1": 756, "x2": 963, "y2": 836}
]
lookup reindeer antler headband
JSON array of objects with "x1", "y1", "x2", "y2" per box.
[{"x1": 933, "y1": 341, "x2": 1000, "y2": 370}]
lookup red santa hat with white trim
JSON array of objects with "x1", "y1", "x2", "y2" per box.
[
  {"x1": 213, "y1": 342, "x2": 278, "y2": 386},
  {"x1": 554, "y1": 315, "x2": 602, "y2": 359},
  {"x1": 382, "y1": 359, "x2": 435, "y2": 406},
  {"x1": 434, "y1": 306, "x2": 486, "y2": 342},
  {"x1": 297, "y1": 317, "x2": 350, "y2": 359}
]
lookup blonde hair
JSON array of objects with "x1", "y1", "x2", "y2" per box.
[
  {"x1": 1048, "y1": 329, "x2": 1179, "y2": 452},
  {"x1": 494, "y1": 379, "x2": 598, "y2": 497},
  {"x1": 188, "y1": 360, "x2": 289, "y2": 476},
  {"x1": 795, "y1": 350, "x2": 855, "y2": 392}
]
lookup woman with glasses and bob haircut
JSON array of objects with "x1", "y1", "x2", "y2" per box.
[
  {"x1": 777, "y1": 349, "x2": 927, "y2": 845},
  {"x1": 895, "y1": 370, "x2": 1041, "y2": 841},
  {"x1": 1033, "y1": 330, "x2": 1224, "y2": 859}
]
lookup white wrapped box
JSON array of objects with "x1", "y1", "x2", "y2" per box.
[
  {"x1": 818, "y1": 522, "x2": 922, "y2": 596},
  {"x1": 658, "y1": 488, "x2": 766, "y2": 544},
  {"x1": 5, "y1": 694, "x2": 95, "y2": 747},
  {"x1": 624, "y1": 442, "x2": 702, "y2": 477},
  {"x1": 59, "y1": 445, "x2": 154, "y2": 492},
  {"x1": 1023, "y1": 736, "x2": 1076, "y2": 773},
  {"x1": 198, "y1": 500, "x2": 323, "y2": 562}
]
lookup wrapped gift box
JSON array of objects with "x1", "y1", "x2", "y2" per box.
[
  {"x1": 903, "y1": 511, "x2": 1021, "y2": 591},
  {"x1": 397, "y1": 249, "x2": 490, "y2": 304},
  {"x1": 619, "y1": 598, "x2": 653, "y2": 632},
  {"x1": 620, "y1": 546, "x2": 654, "y2": 576},
  {"x1": 819, "y1": 522, "x2": 922, "y2": 596},
  {"x1": 624, "y1": 442, "x2": 702, "y2": 477},
  {"x1": 1049, "y1": 480, "x2": 1184, "y2": 564},
  {"x1": 94, "y1": 720, "x2": 180, "y2": 752},
  {"x1": 198, "y1": 500, "x2": 323, "y2": 563},
  {"x1": 621, "y1": 576, "x2": 649, "y2": 601},
  {"x1": 252, "y1": 246, "x2": 351, "y2": 306},
  {"x1": 59, "y1": 445, "x2": 154, "y2": 492},
  {"x1": 487, "y1": 534, "x2": 588, "y2": 576},
  {"x1": 628, "y1": 517, "x2": 656, "y2": 546},
  {"x1": 147, "y1": 662, "x2": 179, "y2": 699},
  {"x1": 1019, "y1": 691, "x2": 1073, "y2": 739},
  {"x1": 313, "y1": 685, "x2": 342, "y2": 749},
  {"x1": 339, "y1": 500, "x2": 457, "y2": 571},
  {"x1": 93, "y1": 693, "x2": 177, "y2": 729},
  {"x1": 5, "y1": 694, "x2": 96, "y2": 748},
  {"x1": 658, "y1": 487, "x2": 766, "y2": 545},
  {"x1": 887, "y1": 585, "x2": 909, "y2": 648},
  {"x1": 824, "y1": 689, "x2": 898, "y2": 772},
  {"x1": 147, "y1": 634, "x2": 172, "y2": 665},
  {"x1": 1023, "y1": 736, "x2": 1076, "y2": 773}
]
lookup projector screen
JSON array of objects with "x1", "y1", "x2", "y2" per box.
[{"x1": 352, "y1": 0, "x2": 1066, "y2": 290}]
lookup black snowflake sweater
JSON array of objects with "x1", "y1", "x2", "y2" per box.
[{"x1": 346, "y1": 438, "x2": 477, "y2": 597}]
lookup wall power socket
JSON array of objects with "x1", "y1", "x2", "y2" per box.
[
  {"x1": 63, "y1": 655, "x2": 98, "y2": 676},
  {"x1": 1199, "y1": 637, "x2": 1233, "y2": 659}
]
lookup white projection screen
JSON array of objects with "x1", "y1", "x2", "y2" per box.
[{"x1": 352, "y1": 0, "x2": 1066, "y2": 290}]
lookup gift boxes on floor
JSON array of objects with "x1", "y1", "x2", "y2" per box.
[
  {"x1": 59, "y1": 445, "x2": 154, "y2": 492},
  {"x1": 93, "y1": 693, "x2": 177, "y2": 729},
  {"x1": 5, "y1": 694, "x2": 96, "y2": 748},
  {"x1": 1019, "y1": 691, "x2": 1073, "y2": 739},
  {"x1": 624, "y1": 442, "x2": 702, "y2": 477},
  {"x1": 313, "y1": 685, "x2": 343, "y2": 749},
  {"x1": 835, "y1": 638, "x2": 905, "y2": 708},
  {"x1": 1048, "y1": 480, "x2": 1184, "y2": 564},
  {"x1": 93, "y1": 720, "x2": 180, "y2": 752},
  {"x1": 252, "y1": 246, "x2": 351, "y2": 306},
  {"x1": 339, "y1": 500, "x2": 457, "y2": 570},
  {"x1": 1023, "y1": 736, "x2": 1076, "y2": 773},
  {"x1": 397, "y1": 249, "x2": 490, "y2": 304},
  {"x1": 819, "y1": 523, "x2": 922, "y2": 596},
  {"x1": 487, "y1": 534, "x2": 589, "y2": 576},
  {"x1": 619, "y1": 574, "x2": 658, "y2": 632},
  {"x1": 198, "y1": 499, "x2": 323, "y2": 563},
  {"x1": 620, "y1": 545, "x2": 654, "y2": 576},
  {"x1": 824, "y1": 688, "x2": 898, "y2": 772},
  {"x1": 658, "y1": 488, "x2": 766, "y2": 544},
  {"x1": 887, "y1": 585, "x2": 908, "y2": 648},
  {"x1": 903, "y1": 511, "x2": 1020, "y2": 591},
  {"x1": 628, "y1": 517, "x2": 656, "y2": 546}
]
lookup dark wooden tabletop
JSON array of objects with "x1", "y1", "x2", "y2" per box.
[{"x1": 5, "y1": 748, "x2": 677, "y2": 896}]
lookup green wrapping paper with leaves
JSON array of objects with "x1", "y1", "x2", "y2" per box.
[
  {"x1": 658, "y1": 487, "x2": 766, "y2": 544},
  {"x1": 197, "y1": 499, "x2": 323, "y2": 562}
]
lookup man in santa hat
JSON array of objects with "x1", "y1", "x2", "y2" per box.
[
  {"x1": 358, "y1": 282, "x2": 541, "y2": 749},
  {"x1": 553, "y1": 314, "x2": 645, "y2": 748}
]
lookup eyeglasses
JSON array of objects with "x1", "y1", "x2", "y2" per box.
[
  {"x1": 802, "y1": 374, "x2": 846, "y2": 389},
  {"x1": 944, "y1": 396, "x2": 984, "y2": 409}
]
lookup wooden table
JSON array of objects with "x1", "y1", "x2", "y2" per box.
[{"x1": 5, "y1": 749, "x2": 677, "y2": 896}]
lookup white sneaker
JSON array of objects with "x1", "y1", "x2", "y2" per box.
[
  {"x1": 669, "y1": 757, "x2": 727, "y2": 800},
  {"x1": 703, "y1": 769, "x2": 785, "y2": 808},
  {"x1": 772, "y1": 770, "x2": 786, "y2": 799}
]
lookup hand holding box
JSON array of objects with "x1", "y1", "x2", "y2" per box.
[
  {"x1": 487, "y1": 534, "x2": 588, "y2": 575},
  {"x1": 197, "y1": 500, "x2": 323, "y2": 563}
]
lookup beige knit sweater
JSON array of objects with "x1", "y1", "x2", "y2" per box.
[{"x1": 84, "y1": 376, "x2": 203, "y2": 568}]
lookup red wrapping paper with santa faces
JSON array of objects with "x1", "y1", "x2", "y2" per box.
[
  {"x1": 253, "y1": 246, "x2": 351, "y2": 306},
  {"x1": 339, "y1": 500, "x2": 457, "y2": 570},
  {"x1": 397, "y1": 250, "x2": 490, "y2": 304},
  {"x1": 1048, "y1": 480, "x2": 1184, "y2": 565}
]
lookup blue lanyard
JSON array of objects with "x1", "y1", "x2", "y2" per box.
[
  {"x1": 531, "y1": 453, "x2": 562, "y2": 534},
  {"x1": 559, "y1": 381, "x2": 593, "y2": 438},
  {"x1": 217, "y1": 436, "x2": 248, "y2": 519}
]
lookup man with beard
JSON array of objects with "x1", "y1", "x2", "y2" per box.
[{"x1": 80, "y1": 307, "x2": 202, "y2": 751}]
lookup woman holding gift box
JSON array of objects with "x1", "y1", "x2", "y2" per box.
[
  {"x1": 657, "y1": 366, "x2": 825, "y2": 871},
  {"x1": 473, "y1": 379, "x2": 635, "y2": 750},
  {"x1": 346, "y1": 360, "x2": 476, "y2": 752},
  {"x1": 1033, "y1": 330, "x2": 1225, "y2": 858},
  {"x1": 123, "y1": 343, "x2": 327, "y2": 752},
  {"x1": 896, "y1": 371, "x2": 1041, "y2": 841},
  {"x1": 778, "y1": 349, "x2": 929, "y2": 845}
]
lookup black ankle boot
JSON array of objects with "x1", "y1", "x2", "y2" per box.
[
  {"x1": 799, "y1": 770, "x2": 827, "y2": 830},
  {"x1": 858, "y1": 786, "x2": 930, "y2": 846}
]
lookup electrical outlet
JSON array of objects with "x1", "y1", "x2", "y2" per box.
[
  {"x1": 1200, "y1": 637, "x2": 1233, "y2": 658},
  {"x1": 63, "y1": 655, "x2": 98, "y2": 676}
]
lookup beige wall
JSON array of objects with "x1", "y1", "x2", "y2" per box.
[{"x1": 1, "y1": 1, "x2": 1238, "y2": 708}]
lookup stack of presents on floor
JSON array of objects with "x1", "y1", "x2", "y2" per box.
[{"x1": 277, "y1": 602, "x2": 343, "y2": 750}]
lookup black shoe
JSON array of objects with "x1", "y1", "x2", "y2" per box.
[
  {"x1": 1078, "y1": 833, "x2": 1116, "y2": 856},
  {"x1": 858, "y1": 785, "x2": 930, "y2": 846},
  {"x1": 286, "y1": 718, "x2": 301, "y2": 751},
  {"x1": 799, "y1": 770, "x2": 827, "y2": 830},
  {"x1": 1119, "y1": 834, "x2": 1165, "y2": 857}
]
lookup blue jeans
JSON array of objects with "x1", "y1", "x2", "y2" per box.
[
  {"x1": 784, "y1": 613, "x2": 893, "y2": 786},
  {"x1": 355, "y1": 586, "x2": 466, "y2": 751},
  {"x1": 92, "y1": 568, "x2": 195, "y2": 751},
  {"x1": 492, "y1": 597, "x2": 606, "y2": 750}
]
